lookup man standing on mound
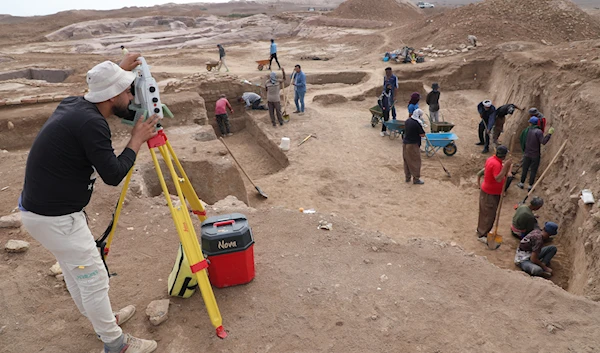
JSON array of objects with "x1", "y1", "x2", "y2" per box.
[{"x1": 19, "y1": 53, "x2": 159, "y2": 353}]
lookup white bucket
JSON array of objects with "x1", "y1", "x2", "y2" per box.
[
  {"x1": 279, "y1": 137, "x2": 291, "y2": 151},
  {"x1": 581, "y1": 189, "x2": 595, "y2": 204}
]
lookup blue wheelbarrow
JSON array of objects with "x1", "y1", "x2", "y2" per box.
[
  {"x1": 424, "y1": 132, "x2": 458, "y2": 157},
  {"x1": 383, "y1": 119, "x2": 405, "y2": 140}
]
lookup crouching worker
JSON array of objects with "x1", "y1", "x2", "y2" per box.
[
  {"x1": 514, "y1": 222, "x2": 558, "y2": 279},
  {"x1": 239, "y1": 92, "x2": 266, "y2": 110},
  {"x1": 511, "y1": 196, "x2": 544, "y2": 239},
  {"x1": 19, "y1": 55, "x2": 159, "y2": 352}
]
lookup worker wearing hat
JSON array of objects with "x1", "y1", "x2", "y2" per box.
[
  {"x1": 528, "y1": 107, "x2": 546, "y2": 132},
  {"x1": 518, "y1": 117, "x2": 554, "y2": 191},
  {"x1": 477, "y1": 145, "x2": 513, "y2": 244},
  {"x1": 19, "y1": 53, "x2": 159, "y2": 353},
  {"x1": 476, "y1": 99, "x2": 496, "y2": 153},
  {"x1": 514, "y1": 222, "x2": 559, "y2": 278}
]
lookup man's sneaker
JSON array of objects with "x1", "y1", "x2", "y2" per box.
[
  {"x1": 527, "y1": 185, "x2": 533, "y2": 191},
  {"x1": 477, "y1": 236, "x2": 488, "y2": 244},
  {"x1": 115, "y1": 305, "x2": 136, "y2": 326},
  {"x1": 413, "y1": 179, "x2": 424, "y2": 185},
  {"x1": 405, "y1": 176, "x2": 412, "y2": 183},
  {"x1": 293, "y1": 110, "x2": 300, "y2": 114},
  {"x1": 481, "y1": 148, "x2": 489, "y2": 153},
  {"x1": 517, "y1": 182, "x2": 524, "y2": 189},
  {"x1": 475, "y1": 142, "x2": 484, "y2": 146},
  {"x1": 102, "y1": 334, "x2": 157, "y2": 353},
  {"x1": 380, "y1": 131, "x2": 385, "y2": 137},
  {"x1": 227, "y1": 133, "x2": 233, "y2": 136}
]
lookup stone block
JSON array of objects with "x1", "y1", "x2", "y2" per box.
[
  {"x1": 0, "y1": 213, "x2": 22, "y2": 228},
  {"x1": 5, "y1": 239, "x2": 30, "y2": 253},
  {"x1": 146, "y1": 299, "x2": 170, "y2": 326}
]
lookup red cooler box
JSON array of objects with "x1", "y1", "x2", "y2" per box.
[{"x1": 201, "y1": 213, "x2": 255, "y2": 288}]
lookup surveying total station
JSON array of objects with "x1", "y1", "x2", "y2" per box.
[{"x1": 94, "y1": 57, "x2": 227, "y2": 339}]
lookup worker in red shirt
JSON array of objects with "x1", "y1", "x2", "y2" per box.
[
  {"x1": 476, "y1": 145, "x2": 513, "y2": 243},
  {"x1": 214, "y1": 94, "x2": 234, "y2": 136}
]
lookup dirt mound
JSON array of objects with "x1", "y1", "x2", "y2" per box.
[
  {"x1": 330, "y1": 0, "x2": 422, "y2": 22},
  {"x1": 409, "y1": 0, "x2": 600, "y2": 47},
  {"x1": 312, "y1": 93, "x2": 348, "y2": 105}
]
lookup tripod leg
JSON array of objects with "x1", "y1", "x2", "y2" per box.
[
  {"x1": 102, "y1": 166, "x2": 135, "y2": 259},
  {"x1": 151, "y1": 146, "x2": 227, "y2": 338},
  {"x1": 165, "y1": 141, "x2": 208, "y2": 222}
]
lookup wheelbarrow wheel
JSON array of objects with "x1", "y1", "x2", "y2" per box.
[
  {"x1": 371, "y1": 115, "x2": 379, "y2": 127},
  {"x1": 258, "y1": 64, "x2": 264, "y2": 71},
  {"x1": 443, "y1": 142, "x2": 457, "y2": 156}
]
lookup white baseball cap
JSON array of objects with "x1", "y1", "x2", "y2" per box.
[{"x1": 84, "y1": 61, "x2": 136, "y2": 103}]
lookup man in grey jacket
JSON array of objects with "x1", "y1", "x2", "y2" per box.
[{"x1": 265, "y1": 69, "x2": 286, "y2": 126}]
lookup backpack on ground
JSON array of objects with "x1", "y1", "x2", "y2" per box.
[{"x1": 167, "y1": 243, "x2": 198, "y2": 298}]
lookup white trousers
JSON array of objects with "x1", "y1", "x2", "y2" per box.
[
  {"x1": 20, "y1": 210, "x2": 122, "y2": 343},
  {"x1": 218, "y1": 57, "x2": 229, "y2": 71}
]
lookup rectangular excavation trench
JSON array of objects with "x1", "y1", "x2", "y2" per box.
[{"x1": 375, "y1": 56, "x2": 592, "y2": 297}]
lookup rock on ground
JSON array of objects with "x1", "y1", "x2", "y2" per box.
[
  {"x1": 50, "y1": 262, "x2": 62, "y2": 276},
  {"x1": 4, "y1": 239, "x2": 30, "y2": 253},
  {"x1": 0, "y1": 213, "x2": 22, "y2": 228},
  {"x1": 146, "y1": 299, "x2": 170, "y2": 326}
]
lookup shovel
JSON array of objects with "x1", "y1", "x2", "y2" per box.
[
  {"x1": 219, "y1": 137, "x2": 268, "y2": 199},
  {"x1": 423, "y1": 134, "x2": 451, "y2": 178},
  {"x1": 281, "y1": 70, "x2": 290, "y2": 122}
]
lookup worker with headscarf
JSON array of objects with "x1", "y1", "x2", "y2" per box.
[
  {"x1": 403, "y1": 108, "x2": 426, "y2": 185},
  {"x1": 265, "y1": 69, "x2": 286, "y2": 126},
  {"x1": 408, "y1": 92, "x2": 420, "y2": 118}
]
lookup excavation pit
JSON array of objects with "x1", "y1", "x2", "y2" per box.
[{"x1": 0, "y1": 68, "x2": 73, "y2": 83}]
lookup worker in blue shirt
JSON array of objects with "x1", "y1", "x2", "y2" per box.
[
  {"x1": 292, "y1": 64, "x2": 306, "y2": 114},
  {"x1": 269, "y1": 39, "x2": 281, "y2": 70}
]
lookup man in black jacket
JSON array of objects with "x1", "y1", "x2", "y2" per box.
[
  {"x1": 19, "y1": 54, "x2": 159, "y2": 353},
  {"x1": 426, "y1": 82, "x2": 441, "y2": 122}
]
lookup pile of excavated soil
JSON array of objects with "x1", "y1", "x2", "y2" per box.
[
  {"x1": 407, "y1": 0, "x2": 600, "y2": 47},
  {"x1": 330, "y1": 0, "x2": 422, "y2": 22}
]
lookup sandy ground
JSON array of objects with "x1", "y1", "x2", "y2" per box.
[{"x1": 1, "y1": 3, "x2": 600, "y2": 352}]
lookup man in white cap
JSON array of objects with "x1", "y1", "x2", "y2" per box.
[
  {"x1": 476, "y1": 99, "x2": 496, "y2": 153},
  {"x1": 19, "y1": 53, "x2": 159, "y2": 353}
]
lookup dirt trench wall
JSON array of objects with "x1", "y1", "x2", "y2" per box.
[
  {"x1": 487, "y1": 52, "x2": 600, "y2": 298},
  {"x1": 244, "y1": 114, "x2": 289, "y2": 169}
]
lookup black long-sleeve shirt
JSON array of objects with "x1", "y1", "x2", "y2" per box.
[{"x1": 21, "y1": 97, "x2": 136, "y2": 216}]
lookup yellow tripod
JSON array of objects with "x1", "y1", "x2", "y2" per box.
[{"x1": 97, "y1": 128, "x2": 227, "y2": 339}]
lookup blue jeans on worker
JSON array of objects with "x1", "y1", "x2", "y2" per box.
[
  {"x1": 294, "y1": 90, "x2": 305, "y2": 113},
  {"x1": 518, "y1": 246, "x2": 557, "y2": 276}
]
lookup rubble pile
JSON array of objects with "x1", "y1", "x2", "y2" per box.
[
  {"x1": 331, "y1": 0, "x2": 422, "y2": 22},
  {"x1": 411, "y1": 0, "x2": 600, "y2": 46}
]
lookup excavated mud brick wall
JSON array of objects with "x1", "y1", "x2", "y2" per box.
[
  {"x1": 485, "y1": 53, "x2": 600, "y2": 299},
  {"x1": 0, "y1": 91, "x2": 206, "y2": 150}
]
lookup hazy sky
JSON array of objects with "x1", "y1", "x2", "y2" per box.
[{"x1": 1, "y1": 0, "x2": 227, "y2": 17}]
